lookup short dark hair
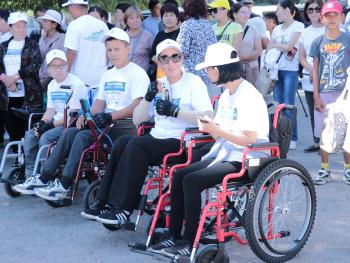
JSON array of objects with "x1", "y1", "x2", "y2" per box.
[
  {"x1": 263, "y1": 12, "x2": 278, "y2": 25},
  {"x1": 303, "y1": 0, "x2": 323, "y2": 22},
  {"x1": 115, "y1": 3, "x2": 131, "y2": 13},
  {"x1": 0, "y1": 8, "x2": 11, "y2": 21},
  {"x1": 105, "y1": 37, "x2": 129, "y2": 46},
  {"x1": 149, "y1": 0, "x2": 160, "y2": 11},
  {"x1": 88, "y1": 5, "x2": 109, "y2": 20},
  {"x1": 164, "y1": 0, "x2": 179, "y2": 7},
  {"x1": 215, "y1": 51, "x2": 242, "y2": 85},
  {"x1": 34, "y1": 5, "x2": 48, "y2": 15},
  {"x1": 183, "y1": 0, "x2": 207, "y2": 20},
  {"x1": 161, "y1": 3, "x2": 180, "y2": 19}
]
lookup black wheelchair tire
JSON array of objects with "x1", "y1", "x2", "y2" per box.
[
  {"x1": 45, "y1": 199, "x2": 67, "y2": 208},
  {"x1": 83, "y1": 180, "x2": 100, "y2": 211},
  {"x1": 195, "y1": 244, "x2": 230, "y2": 263},
  {"x1": 4, "y1": 167, "x2": 25, "y2": 198},
  {"x1": 245, "y1": 159, "x2": 316, "y2": 263}
]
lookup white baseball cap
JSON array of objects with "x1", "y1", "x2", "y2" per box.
[
  {"x1": 102, "y1": 27, "x2": 130, "y2": 43},
  {"x1": 62, "y1": 0, "x2": 89, "y2": 7},
  {"x1": 37, "y1": 10, "x2": 63, "y2": 27},
  {"x1": 8, "y1": 12, "x2": 28, "y2": 25},
  {"x1": 156, "y1": 39, "x2": 181, "y2": 57},
  {"x1": 46, "y1": 49, "x2": 67, "y2": 65},
  {"x1": 195, "y1": 42, "x2": 240, "y2": 70}
]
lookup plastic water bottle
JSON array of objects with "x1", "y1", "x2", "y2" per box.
[{"x1": 161, "y1": 88, "x2": 169, "y2": 101}]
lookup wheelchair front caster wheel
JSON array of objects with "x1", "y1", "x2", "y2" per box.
[
  {"x1": 4, "y1": 167, "x2": 25, "y2": 198},
  {"x1": 195, "y1": 244, "x2": 230, "y2": 263},
  {"x1": 45, "y1": 198, "x2": 72, "y2": 208}
]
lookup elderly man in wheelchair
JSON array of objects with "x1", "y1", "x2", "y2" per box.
[{"x1": 142, "y1": 43, "x2": 316, "y2": 263}]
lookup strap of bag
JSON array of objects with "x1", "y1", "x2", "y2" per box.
[
  {"x1": 242, "y1": 25, "x2": 249, "y2": 40},
  {"x1": 217, "y1": 21, "x2": 232, "y2": 41}
]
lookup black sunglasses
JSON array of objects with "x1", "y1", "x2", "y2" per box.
[
  {"x1": 207, "y1": 7, "x2": 225, "y2": 14},
  {"x1": 307, "y1": 7, "x2": 321, "y2": 14},
  {"x1": 158, "y1": 53, "x2": 182, "y2": 65}
]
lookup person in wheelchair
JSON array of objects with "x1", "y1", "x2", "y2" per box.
[
  {"x1": 80, "y1": 39, "x2": 214, "y2": 224},
  {"x1": 14, "y1": 49, "x2": 88, "y2": 193},
  {"x1": 148, "y1": 42, "x2": 270, "y2": 257},
  {"x1": 14, "y1": 28, "x2": 150, "y2": 200}
]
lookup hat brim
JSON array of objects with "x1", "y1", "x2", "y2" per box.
[
  {"x1": 37, "y1": 16, "x2": 62, "y2": 27},
  {"x1": 156, "y1": 45, "x2": 182, "y2": 57},
  {"x1": 195, "y1": 58, "x2": 240, "y2": 71},
  {"x1": 321, "y1": 9, "x2": 342, "y2": 16}
]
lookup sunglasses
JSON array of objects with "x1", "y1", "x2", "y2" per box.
[
  {"x1": 243, "y1": 2, "x2": 253, "y2": 6},
  {"x1": 207, "y1": 7, "x2": 225, "y2": 15},
  {"x1": 158, "y1": 53, "x2": 182, "y2": 65},
  {"x1": 48, "y1": 63, "x2": 67, "y2": 70},
  {"x1": 307, "y1": 7, "x2": 321, "y2": 14}
]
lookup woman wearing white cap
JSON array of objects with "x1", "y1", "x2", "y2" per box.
[
  {"x1": 37, "y1": 9, "x2": 66, "y2": 94},
  {"x1": 149, "y1": 42, "x2": 270, "y2": 257},
  {"x1": 0, "y1": 12, "x2": 42, "y2": 151}
]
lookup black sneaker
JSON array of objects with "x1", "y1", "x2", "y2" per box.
[
  {"x1": 96, "y1": 208, "x2": 130, "y2": 225},
  {"x1": 163, "y1": 240, "x2": 191, "y2": 257},
  {"x1": 80, "y1": 201, "x2": 106, "y2": 220},
  {"x1": 148, "y1": 237, "x2": 176, "y2": 254}
]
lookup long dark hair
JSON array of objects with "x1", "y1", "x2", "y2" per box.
[
  {"x1": 0, "y1": 8, "x2": 11, "y2": 21},
  {"x1": 183, "y1": 0, "x2": 207, "y2": 20},
  {"x1": 278, "y1": 0, "x2": 304, "y2": 23},
  {"x1": 303, "y1": 0, "x2": 323, "y2": 22}
]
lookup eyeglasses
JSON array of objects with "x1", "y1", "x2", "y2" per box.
[
  {"x1": 158, "y1": 53, "x2": 182, "y2": 65},
  {"x1": 48, "y1": 63, "x2": 67, "y2": 70},
  {"x1": 307, "y1": 7, "x2": 321, "y2": 14},
  {"x1": 207, "y1": 8, "x2": 225, "y2": 15},
  {"x1": 243, "y1": 2, "x2": 253, "y2": 6}
]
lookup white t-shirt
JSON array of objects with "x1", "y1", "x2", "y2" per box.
[
  {"x1": 47, "y1": 73, "x2": 88, "y2": 122},
  {"x1": 4, "y1": 39, "x2": 25, "y2": 97},
  {"x1": 299, "y1": 25, "x2": 325, "y2": 92},
  {"x1": 64, "y1": 15, "x2": 108, "y2": 88},
  {"x1": 271, "y1": 21, "x2": 304, "y2": 71},
  {"x1": 0, "y1": 32, "x2": 12, "y2": 43},
  {"x1": 96, "y1": 62, "x2": 150, "y2": 112},
  {"x1": 149, "y1": 72, "x2": 213, "y2": 139},
  {"x1": 248, "y1": 16, "x2": 268, "y2": 39},
  {"x1": 203, "y1": 80, "x2": 269, "y2": 165}
]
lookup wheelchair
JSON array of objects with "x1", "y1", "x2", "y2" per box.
[{"x1": 129, "y1": 104, "x2": 316, "y2": 263}]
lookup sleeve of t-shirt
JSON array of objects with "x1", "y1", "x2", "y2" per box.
[
  {"x1": 95, "y1": 74, "x2": 106, "y2": 101},
  {"x1": 309, "y1": 36, "x2": 322, "y2": 58},
  {"x1": 150, "y1": 33, "x2": 161, "y2": 58},
  {"x1": 130, "y1": 68, "x2": 150, "y2": 101},
  {"x1": 177, "y1": 21, "x2": 191, "y2": 56},
  {"x1": 70, "y1": 80, "x2": 88, "y2": 110},
  {"x1": 214, "y1": 95, "x2": 223, "y2": 124},
  {"x1": 293, "y1": 21, "x2": 305, "y2": 33},
  {"x1": 190, "y1": 75, "x2": 214, "y2": 112},
  {"x1": 64, "y1": 22, "x2": 79, "y2": 51},
  {"x1": 271, "y1": 25, "x2": 279, "y2": 41},
  {"x1": 299, "y1": 30, "x2": 306, "y2": 45},
  {"x1": 46, "y1": 81, "x2": 54, "y2": 109},
  {"x1": 248, "y1": 18, "x2": 267, "y2": 38}
]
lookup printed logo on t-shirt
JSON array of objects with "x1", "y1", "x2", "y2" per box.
[
  {"x1": 104, "y1": 81, "x2": 126, "y2": 110},
  {"x1": 320, "y1": 42, "x2": 346, "y2": 91},
  {"x1": 85, "y1": 30, "x2": 104, "y2": 42},
  {"x1": 222, "y1": 106, "x2": 237, "y2": 120},
  {"x1": 50, "y1": 91, "x2": 70, "y2": 111}
]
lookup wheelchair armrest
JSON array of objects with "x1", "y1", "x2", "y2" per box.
[
  {"x1": 248, "y1": 142, "x2": 279, "y2": 149},
  {"x1": 11, "y1": 107, "x2": 44, "y2": 120},
  {"x1": 185, "y1": 127, "x2": 200, "y2": 132},
  {"x1": 138, "y1": 121, "x2": 155, "y2": 127},
  {"x1": 137, "y1": 122, "x2": 155, "y2": 136}
]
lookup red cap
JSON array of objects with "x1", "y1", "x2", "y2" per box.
[{"x1": 321, "y1": 1, "x2": 343, "y2": 16}]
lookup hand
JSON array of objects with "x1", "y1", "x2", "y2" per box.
[
  {"x1": 156, "y1": 99, "x2": 179, "y2": 117},
  {"x1": 2, "y1": 75, "x2": 17, "y2": 88},
  {"x1": 34, "y1": 121, "x2": 54, "y2": 138},
  {"x1": 8, "y1": 83, "x2": 17, "y2": 92},
  {"x1": 93, "y1": 112, "x2": 113, "y2": 128},
  {"x1": 198, "y1": 116, "x2": 217, "y2": 136},
  {"x1": 314, "y1": 95, "x2": 325, "y2": 112},
  {"x1": 76, "y1": 115, "x2": 85, "y2": 130},
  {"x1": 144, "y1": 81, "x2": 159, "y2": 102}
]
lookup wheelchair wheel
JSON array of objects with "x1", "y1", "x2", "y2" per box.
[
  {"x1": 83, "y1": 180, "x2": 100, "y2": 212},
  {"x1": 4, "y1": 167, "x2": 25, "y2": 198},
  {"x1": 245, "y1": 159, "x2": 316, "y2": 262},
  {"x1": 195, "y1": 244, "x2": 230, "y2": 263}
]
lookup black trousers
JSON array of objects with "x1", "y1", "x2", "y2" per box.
[
  {"x1": 304, "y1": 91, "x2": 319, "y2": 143},
  {"x1": 97, "y1": 134, "x2": 180, "y2": 212},
  {"x1": 170, "y1": 159, "x2": 242, "y2": 246},
  {"x1": 2, "y1": 97, "x2": 25, "y2": 151},
  {"x1": 0, "y1": 110, "x2": 5, "y2": 143}
]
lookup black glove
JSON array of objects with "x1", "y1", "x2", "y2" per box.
[
  {"x1": 93, "y1": 112, "x2": 113, "y2": 128},
  {"x1": 144, "y1": 81, "x2": 158, "y2": 102},
  {"x1": 34, "y1": 120, "x2": 46, "y2": 129},
  {"x1": 35, "y1": 121, "x2": 54, "y2": 137},
  {"x1": 156, "y1": 99, "x2": 179, "y2": 117}
]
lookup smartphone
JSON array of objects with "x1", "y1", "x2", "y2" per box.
[
  {"x1": 286, "y1": 47, "x2": 297, "y2": 61},
  {"x1": 196, "y1": 116, "x2": 209, "y2": 124}
]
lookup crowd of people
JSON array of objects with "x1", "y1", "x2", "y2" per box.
[{"x1": 0, "y1": 0, "x2": 350, "y2": 258}]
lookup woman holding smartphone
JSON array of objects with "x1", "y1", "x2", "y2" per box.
[
  {"x1": 149, "y1": 42, "x2": 270, "y2": 257},
  {"x1": 268, "y1": 0, "x2": 304, "y2": 150}
]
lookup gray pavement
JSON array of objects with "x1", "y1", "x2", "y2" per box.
[{"x1": 0, "y1": 90, "x2": 350, "y2": 263}]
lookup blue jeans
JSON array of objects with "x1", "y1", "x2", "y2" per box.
[{"x1": 273, "y1": 70, "x2": 298, "y2": 141}]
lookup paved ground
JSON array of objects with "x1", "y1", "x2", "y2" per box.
[{"x1": 0, "y1": 91, "x2": 349, "y2": 263}]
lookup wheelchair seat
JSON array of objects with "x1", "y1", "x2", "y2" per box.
[{"x1": 11, "y1": 107, "x2": 45, "y2": 120}]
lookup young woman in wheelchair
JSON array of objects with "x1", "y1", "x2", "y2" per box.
[
  {"x1": 148, "y1": 42, "x2": 270, "y2": 257},
  {"x1": 80, "y1": 39, "x2": 214, "y2": 225},
  {"x1": 14, "y1": 28, "x2": 150, "y2": 200},
  {"x1": 14, "y1": 49, "x2": 88, "y2": 194}
]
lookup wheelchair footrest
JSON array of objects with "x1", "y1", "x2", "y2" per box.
[{"x1": 125, "y1": 221, "x2": 136, "y2": 231}]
